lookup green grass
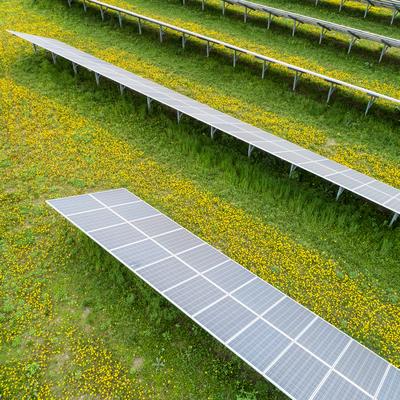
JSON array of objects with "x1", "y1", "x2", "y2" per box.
[{"x1": 1, "y1": 0, "x2": 400, "y2": 397}]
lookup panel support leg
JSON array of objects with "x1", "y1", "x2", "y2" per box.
[
  {"x1": 32, "y1": 44, "x2": 37, "y2": 54},
  {"x1": 391, "y1": 10, "x2": 398, "y2": 25},
  {"x1": 347, "y1": 36, "x2": 358, "y2": 54},
  {"x1": 94, "y1": 72, "x2": 100, "y2": 86},
  {"x1": 319, "y1": 27, "x2": 328, "y2": 44},
  {"x1": 159, "y1": 25, "x2": 164, "y2": 43},
  {"x1": 201, "y1": 0, "x2": 205, "y2": 11},
  {"x1": 118, "y1": 12, "x2": 123, "y2": 28},
  {"x1": 177, "y1": 110, "x2": 183, "y2": 123},
  {"x1": 289, "y1": 164, "x2": 297, "y2": 178},
  {"x1": 51, "y1": 52, "x2": 57, "y2": 64},
  {"x1": 339, "y1": 0, "x2": 345, "y2": 11},
  {"x1": 138, "y1": 18, "x2": 142, "y2": 34},
  {"x1": 363, "y1": 4, "x2": 371, "y2": 18},
  {"x1": 292, "y1": 20, "x2": 300, "y2": 36},
  {"x1": 222, "y1": 0, "x2": 226, "y2": 15},
  {"x1": 336, "y1": 186, "x2": 344, "y2": 201},
  {"x1": 100, "y1": 6, "x2": 105, "y2": 21},
  {"x1": 248, "y1": 144, "x2": 254, "y2": 158},
  {"x1": 293, "y1": 72, "x2": 302, "y2": 91},
  {"x1": 67, "y1": 0, "x2": 72, "y2": 7},
  {"x1": 233, "y1": 50, "x2": 238, "y2": 67},
  {"x1": 244, "y1": 6, "x2": 248, "y2": 23},
  {"x1": 147, "y1": 97, "x2": 153, "y2": 111},
  {"x1": 83, "y1": 0, "x2": 87, "y2": 12},
  {"x1": 182, "y1": 33, "x2": 186, "y2": 49},
  {"x1": 210, "y1": 126, "x2": 217, "y2": 139},
  {"x1": 261, "y1": 60, "x2": 269, "y2": 79},
  {"x1": 72, "y1": 62, "x2": 78, "y2": 75},
  {"x1": 119, "y1": 84, "x2": 125, "y2": 95},
  {"x1": 267, "y1": 13, "x2": 273, "y2": 29},
  {"x1": 389, "y1": 212, "x2": 399, "y2": 228},
  {"x1": 378, "y1": 44, "x2": 389, "y2": 63},
  {"x1": 326, "y1": 83, "x2": 336, "y2": 103},
  {"x1": 365, "y1": 96, "x2": 376, "y2": 115}
]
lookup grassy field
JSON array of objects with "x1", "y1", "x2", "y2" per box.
[{"x1": 0, "y1": 0, "x2": 399, "y2": 398}]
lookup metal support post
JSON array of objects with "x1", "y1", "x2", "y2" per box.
[
  {"x1": 119, "y1": 84, "x2": 125, "y2": 95},
  {"x1": 94, "y1": 72, "x2": 100, "y2": 86},
  {"x1": 365, "y1": 96, "x2": 376, "y2": 115},
  {"x1": 100, "y1": 6, "x2": 105, "y2": 21},
  {"x1": 206, "y1": 41, "x2": 212, "y2": 57},
  {"x1": 72, "y1": 62, "x2": 78, "y2": 75},
  {"x1": 315, "y1": 0, "x2": 319, "y2": 5},
  {"x1": 261, "y1": 60, "x2": 269, "y2": 79},
  {"x1": 389, "y1": 212, "x2": 399, "y2": 228},
  {"x1": 147, "y1": 97, "x2": 153, "y2": 111},
  {"x1": 339, "y1": 0, "x2": 345, "y2": 11},
  {"x1": 336, "y1": 186, "x2": 344, "y2": 201},
  {"x1": 293, "y1": 71, "x2": 302, "y2": 91},
  {"x1": 378, "y1": 44, "x2": 389, "y2": 63},
  {"x1": 233, "y1": 50, "x2": 237, "y2": 67},
  {"x1": 248, "y1": 144, "x2": 254, "y2": 158},
  {"x1": 32, "y1": 44, "x2": 37, "y2": 53},
  {"x1": 177, "y1": 110, "x2": 183, "y2": 123},
  {"x1": 347, "y1": 36, "x2": 358, "y2": 54},
  {"x1": 210, "y1": 126, "x2": 217, "y2": 139},
  {"x1": 391, "y1": 10, "x2": 398, "y2": 25},
  {"x1": 292, "y1": 20, "x2": 300, "y2": 36},
  {"x1": 326, "y1": 83, "x2": 336, "y2": 103},
  {"x1": 319, "y1": 27, "x2": 328, "y2": 44},
  {"x1": 201, "y1": 0, "x2": 205, "y2": 11},
  {"x1": 138, "y1": 18, "x2": 142, "y2": 34},
  {"x1": 83, "y1": 0, "x2": 87, "y2": 12},
  {"x1": 182, "y1": 34, "x2": 186, "y2": 49},
  {"x1": 51, "y1": 52, "x2": 57, "y2": 64},
  {"x1": 159, "y1": 25, "x2": 164, "y2": 43},
  {"x1": 267, "y1": 13, "x2": 273, "y2": 29},
  {"x1": 67, "y1": 0, "x2": 72, "y2": 7},
  {"x1": 363, "y1": 4, "x2": 371, "y2": 18},
  {"x1": 289, "y1": 164, "x2": 297, "y2": 178},
  {"x1": 118, "y1": 12, "x2": 123, "y2": 28},
  {"x1": 244, "y1": 7, "x2": 248, "y2": 23},
  {"x1": 222, "y1": 0, "x2": 226, "y2": 15}
]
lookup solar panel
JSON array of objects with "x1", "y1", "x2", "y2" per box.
[
  {"x1": 10, "y1": 30, "x2": 400, "y2": 227},
  {"x1": 54, "y1": 0, "x2": 400, "y2": 112},
  {"x1": 220, "y1": 0, "x2": 400, "y2": 61},
  {"x1": 47, "y1": 188, "x2": 400, "y2": 400},
  {"x1": 218, "y1": 0, "x2": 400, "y2": 25}
]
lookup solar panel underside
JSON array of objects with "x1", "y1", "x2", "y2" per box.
[
  {"x1": 9, "y1": 31, "x2": 400, "y2": 220},
  {"x1": 47, "y1": 188, "x2": 400, "y2": 400}
]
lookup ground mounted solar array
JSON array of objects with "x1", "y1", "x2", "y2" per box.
[
  {"x1": 9, "y1": 30, "x2": 400, "y2": 227},
  {"x1": 60, "y1": 0, "x2": 400, "y2": 114},
  {"x1": 47, "y1": 188, "x2": 400, "y2": 400},
  {"x1": 219, "y1": 0, "x2": 400, "y2": 62}
]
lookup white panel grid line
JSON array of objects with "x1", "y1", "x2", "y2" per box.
[
  {"x1": 12, "y1": 31, "x2": 400, "y2": 225},
  {"x1": 66, "y1": 206, "x2": 106, "y2": 216},
  {"x1": 108, "y1": 227, "x2": 184, "y2": 251},
  {"x1": 162, "y1": 259, "x2": 231, "y2": 293},
  {"x1": 225, "y1": 294, "x2": 287, "y2": 344},
  {"x1": 308, "y1": 339, "x2": 353, "y2": 400},
  {"x1": 47, "y1": 189, "x2": 399, "y2": 400},
  {"x1": 373, "y1": 364, "x2": 391, "y2": 399}
]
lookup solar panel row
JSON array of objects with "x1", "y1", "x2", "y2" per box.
[
  {"x1": 47, "y1": 188, "x2": 400, "y2": 400},
  {"x1": 60, "y1": 0, "x2": 400, "y2": 114},
  {"x1": 218, "y1": 0, "x2": 400, "y2": 62},
  {"x1": 314, "y1": 0, "x2": 400, "y2": 24},
  {"x1": 183, "y1": 0, "x2": 400, "y2": 24},
  {"x1": 9, "y1": 30, "x2": 400, "y2": 227}
]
